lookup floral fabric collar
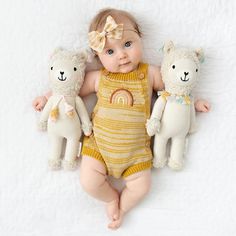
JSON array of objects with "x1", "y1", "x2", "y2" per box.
[{"x1": 158, "y1": 91, "x2": 192, "y2": 105}]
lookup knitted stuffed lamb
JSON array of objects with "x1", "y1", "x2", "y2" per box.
[
  {"x1": 38, "y1": 48, "x2": 92, "y2": 170},
  {"x1": 146, "y1": 41, "x2": 204, "y2": 170}
]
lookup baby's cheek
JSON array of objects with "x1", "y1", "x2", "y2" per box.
[
  {"x1": 104, "y1": 61, "x2": 117, "y2": 72},
  {"x1": 133, "y1": 49, "x2": 142, "y2": 63}
]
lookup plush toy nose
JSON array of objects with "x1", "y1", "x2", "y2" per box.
[
  {"x1": 184, "y1": 72, "x2": 189, "y2": 76},
  {"x1": 60, "y1": 71, "x2": 64, "y2": 75}
]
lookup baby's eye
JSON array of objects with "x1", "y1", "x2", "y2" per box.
[
  {"x1": 172, "y1": 65, "x2": 175, "y2": 69},
  {"x1": 124, "y1": 41, "x2": 132, "y2": 47},
  {"x1": 196, "y1": 68, "x2": 198, "y2": 72},
  {"x1": 50, "y1": 67, "x2": 53, "y2": 70},
  {"x1": 106, "y1": 49, "x2": 114, "y2": 55},
  {"x1": 74, "y1": 67, "x2": 77, "y2": 71}
]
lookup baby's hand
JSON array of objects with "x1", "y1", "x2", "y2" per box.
[
  {"x1": 146, "y1": 118, "x2": 160, "y2": 136},
  {"x1": 194, "y1": 99, "x2": 210, "y2": 112},
  {"x1": 33, "y1": 96, "x2": 47, "y2": 112}
]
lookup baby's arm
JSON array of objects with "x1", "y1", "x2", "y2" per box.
[
  {"x1": 148, "y1": 65, "x2": 164, "y2": 92},
  {"x1": 149, "y1": 65, "x2": 210, "y2": 112},
  {"x1": 79, "y1": 70, "x2": 100, "y2": 96}
]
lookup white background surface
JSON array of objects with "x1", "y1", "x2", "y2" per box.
[{"x1": 0, "y1": 0, "x2": 236, "y2": 235}]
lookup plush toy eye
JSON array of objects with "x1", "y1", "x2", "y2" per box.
[
  {"x1": 50, "y1": 67, "x2": 53, "y2": 70},
  {"x1": 74, "y1": 67, "x2": 77, "y2": 71},
  {"x1": 196, "y1": 69, "x2": 198, "y2": 72},
  {"x1": 172, "y1": 65, "x2": 175, "y2": 69}
]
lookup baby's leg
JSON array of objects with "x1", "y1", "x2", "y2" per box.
[
  {"x1": 108, "y1": 170, "x2": 151, "y2": 230},
  {"x1": 80, "y1": 156, "x2": 119, "y2": 221}
]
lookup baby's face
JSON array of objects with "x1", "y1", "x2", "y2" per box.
[{"x1": 97, "y1": 22, "x2": 142, "y2": 73}]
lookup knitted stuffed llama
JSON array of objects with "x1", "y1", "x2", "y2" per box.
[
  {"x1": 146, "y1": 41, "x2": 204, "y2": 170},
  {"x1": 38, "y1": 48, "x2": 92, "y2": 170}
]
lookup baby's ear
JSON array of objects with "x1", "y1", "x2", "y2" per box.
[
  {"x1": 195, "y1": 48, "x2": 204, "y2": 63},
  {"x1": 163, "y1": 41, "x2": 175, "y2": 54}
]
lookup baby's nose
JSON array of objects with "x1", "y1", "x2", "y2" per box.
[
  {"x1": 60, "y1": 71, "x2": 64, "y2": 75},
  {"x1": 118, "y1": 50, "x2": 127, "y2": 59}
]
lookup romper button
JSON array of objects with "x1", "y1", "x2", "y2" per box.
[
  {"x1": 104, "y1": 70, "x2": 109, "y2": 76},
  {"x1": 139, "y1": 72, "x2": 145, "y2": 79}
]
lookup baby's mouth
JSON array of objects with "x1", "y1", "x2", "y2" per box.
[{"x1": 119, "y1": 62, "x2": 130, "y2": 66}]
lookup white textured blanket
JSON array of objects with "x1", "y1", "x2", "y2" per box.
[{"x1": 0, "y1": 0, "x2": 236, "y2": 235}]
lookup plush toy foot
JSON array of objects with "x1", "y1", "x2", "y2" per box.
[
  {"x1": 63, "y1": 159, "x2": 78, "y2": 170},
  {"x1": 153, "y1": 157, "x2": 167, "y2": 168},
  {"x1": 48, "y1": 159, "x2": 61, "y2": 170},
  {"x1": 168, "y1": 158, "x2": 184, "y2": 171}
]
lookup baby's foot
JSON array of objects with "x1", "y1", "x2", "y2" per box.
[
  {"x1": 108, "y1": 209, "x2": 125, "y2": 230},
  {"x1": 106, "y1": 198, "x2": 119, "y2": 221}
]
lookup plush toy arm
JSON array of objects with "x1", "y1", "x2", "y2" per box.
[
  {"x1": 189, "y1": 103, "x2": 198, "y2": 134},
  {"x1": 75, "y1": 96, "x2": 92, "y2": 136},
  {"x1": 146, "y1": 96, "x2": 167, "y2": 136},
  {"x1": 38, "y1": 97, "x2": 53, "y2": 131}
]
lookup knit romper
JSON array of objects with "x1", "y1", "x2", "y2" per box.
[{"x1": 82, "y1": 63, "x2": 153, "y2": 178}]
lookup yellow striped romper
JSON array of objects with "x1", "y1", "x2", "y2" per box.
[{"x1": 82, "y1": 63, "x2": 152, "y2": 178}]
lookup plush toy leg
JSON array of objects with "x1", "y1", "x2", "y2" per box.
[
  {"x1": 63, "y1": 138, "x2": 80, "y2": 170},
  {"x1": 153, "y1": 135, "x2": 168, "y2": 168},
  {"x1": 48, "y1": 136, "x2": 63, "y2": 170},
  {"x1": 168, "y1": 137, "x2": 185, "y2": 170}
]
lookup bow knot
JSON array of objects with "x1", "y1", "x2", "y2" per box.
[{"x1": 88, "y1": 15, "x2": 123, "y2": 53}]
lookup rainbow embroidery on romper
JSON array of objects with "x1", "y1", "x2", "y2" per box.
[{"x1": 110, "y1": 88, "x2": 134, "y2": 106}]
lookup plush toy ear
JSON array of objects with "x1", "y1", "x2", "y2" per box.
[
  {"x1": 195, "y1": 48, "x2": 204, "y2": 63},
  {"x1": 74, "y1": 51, "x2": 88, "y2": 64},
  {"x1": 50, "y1": 47, "x2": 63, "y2": 58},
  {"x1": 163, "y1": 41, "x2": 175, "y2": 54}
]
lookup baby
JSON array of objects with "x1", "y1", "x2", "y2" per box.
[{"x1": 33, "y1": 8, "x2": 210, "y2": 229}]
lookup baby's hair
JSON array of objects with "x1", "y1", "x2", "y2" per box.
[{"x1": 89, "y1": 8, "x2": 142, "y2": 37}]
